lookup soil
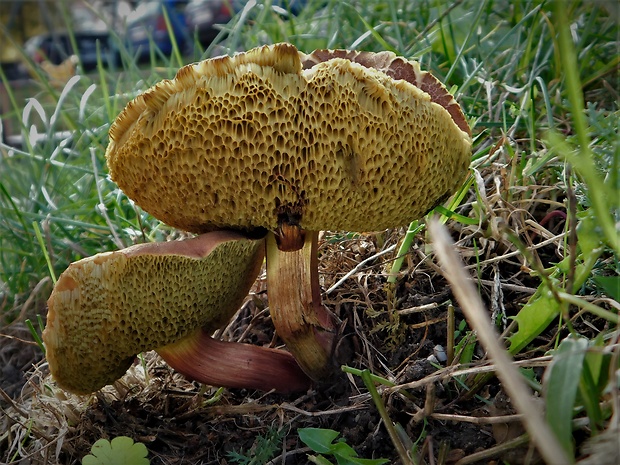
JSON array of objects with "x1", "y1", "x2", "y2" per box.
[{"x1": 0, "y1": 207, "x2": 603, "y2": 464}]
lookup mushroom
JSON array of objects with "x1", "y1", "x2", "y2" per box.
[
  {"x1": 104, "y1": 43, "x2": 472, "y2": 381},
  {"x1": 43, "y1": 230, "x2": 311, "y2": 394}
]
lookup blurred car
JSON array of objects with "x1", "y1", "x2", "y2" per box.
[
  {"x1": 125, "y1": 0, "x2": 190, "y2": 60},
  {"x1": 184, "y1": 0, "x2": 233, "y2": 47},
  {"x1": 23, "y1": 30, "x2": 118, "y2": 72}
]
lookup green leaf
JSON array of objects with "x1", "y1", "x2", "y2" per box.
[
  {"x1": 593, "y1": 276, "x2": 620, "y2": 301},
  {"x1": 455, "y1": 331, "x2": 477, "y2": 364},
  {"x1": 507, "y1": 289, "x2": 561, "y2": 354},
  {"x1": 434, "y1": 205, "x2": 479, "y2": 225},
  {"x1": 298, "y1": 428, "x2": 388, "y2": 465},
  {"x1": 544, "y1": 336, "x2": 588, "y2": 459},
  {"x1": 25, "y1": 318, "x2": 46, "y2": 354},
  {"x1": 583, "y1": 336, "x2": 611, "y2": 392},
  {"x1": 577, "y1": 336, "x2": 610, "y2": 433},
  {"x1": 578, "y1": 358, "x2": 604, "y2": 433},
  {"x1": 576, "y1": 210, "x2": 603, "y2": 258},
  {"x1": 335, "y1": 456, "x2": 389, "y2": 465},
  {"x1": 308, "y1": 455, "x2": 335, "y2": 465},
  {"x1": 299, "y1": 428, "x2": 341, "y2": 454},
  {"x1": 330, "y1": 441, "x2": 358, "y2": 458},
  {"x1": 82, "y1": 437, "x2": 149, "y2": 465}
]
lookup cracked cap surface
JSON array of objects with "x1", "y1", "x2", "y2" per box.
[{"x1": 106, "y1": 43, "x2": 472, "y2": 234}]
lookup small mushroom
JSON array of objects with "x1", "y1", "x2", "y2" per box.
[
  {"x1": 105, "y1": 43, "x2": 472, "y2": 381},
  {"x1": 43, "y1": 230, "x2": 311, "y2": 394}
]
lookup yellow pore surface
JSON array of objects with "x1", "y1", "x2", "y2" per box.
[
  {"x1": 106, "y1": 43, "x2": 472, "y2": 234},
  {"x1": 42, "y1": 236, "x2": 263, "y2": 394}
]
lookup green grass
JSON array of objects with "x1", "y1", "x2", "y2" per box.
[{"x1": 0, "y1": 0, "x2": 618, "y2": 463}]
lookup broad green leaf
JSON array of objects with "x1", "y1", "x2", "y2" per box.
[
  {"x1": 507, "y1": 289, "x2": 561, "y2": 354},
  {"x1": 507, "y1": 238, "x2": 603, "y2": 355},
  {"x1": 593, "y1": 276, "x2": 620, "y2": 301},
  {"x1": 330, "y1": 441, "x2": 357, "y2": 458},
  {"x1": 298, "y1": 428, "x2": 341, "y2": 454},
  {"x1": 544, "y1": 336, "x2": 588, "y2": 459}
]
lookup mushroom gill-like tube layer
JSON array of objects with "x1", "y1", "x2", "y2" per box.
[
  {"x1": 105, "y1": 43, "x2": 472, "y2": 235},
  {"x1": 105, "y1": 43, "x2": 472, "y2": 382},
  {"x1": 43, "y1": 231, "x2": 311, "y2": 395}
]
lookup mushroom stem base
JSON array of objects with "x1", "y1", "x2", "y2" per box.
[
  {"x1": 266, "y1": 229, "x2": 338, "y2": 380},
  {"x1": 157, "y1": 329, "x2": 311, "y2": 393}
]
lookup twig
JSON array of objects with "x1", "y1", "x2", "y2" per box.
[
  {"x1": 464, "y1": 231, "x2": 567, "y2": 269},
  {"x1": 387, "y1": 356, "x2": 553, "y2": 393},
  {"x1": 280, "y1": 402, "x2": 367, "y2": 417},
  {"x1": 202, "y1": 401, "x2": 367, "y2": 418},
  {"x1": 326, "y1": 243, "x2": 397, "y2": 294},
  {"x1": 429, "y1": 412, "x2": 523, "y2": 424},
  {"x1": 397, "y1": 302, "x2": 441, "y2": 315},
  {"x1": 455, "y1": 433, "x2": 531, "y2": 465},
  {"x1": 476, "y1": 279, "x2": 537, "y2": 294},
  {"x1": 565, "y1": 165, "x2": 578, "y2": 301},
  {"x1": 16, "y1": 276, "x2": 51, "y2": 321},
  {"x1": 447, "y1": 304, "x2": 455, "y2": 365}
]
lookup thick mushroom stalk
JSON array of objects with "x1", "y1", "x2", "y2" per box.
[
  {"x1": 266, "y1": 227, "x2": 337, "y2": 379},
  {"x1": 43, "y1": 231, "x2": 311, "y2": 395},
  {"x1": 158, "y1": 328, "x2": 310, "y2": 393}
]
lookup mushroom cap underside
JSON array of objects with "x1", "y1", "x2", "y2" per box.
[
  {"x1": 42, "y1": 232, "x2": 264, "y2": 395},
  {"x1": 106, "y1": 43, "x2": 472, "y2": 234}
]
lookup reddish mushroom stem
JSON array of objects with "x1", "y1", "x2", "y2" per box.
[
  {"x1": 157, "y1": 328, "x2": 311, "y2": 393},
  {"x1": 266, "y1": 227, "x2": 338, "y2": 380}
]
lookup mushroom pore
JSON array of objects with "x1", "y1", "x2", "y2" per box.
[
  {"x1": 43, "y1": 231, "x2": 310, "y2": 394},
  {"x1": 105, "y1": 43, "x2": 472, "y2": 381}
]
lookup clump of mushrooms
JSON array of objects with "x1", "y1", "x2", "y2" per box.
[{"x1": 44, "y1": 43, "x2": 471, "y2": 394}]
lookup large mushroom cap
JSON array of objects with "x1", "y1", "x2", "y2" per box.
[
  {"x1": 106, "y1": 43, "x2": 471, "y2": 234},
  {"x1": 42, "y1": 232, "x2": 264, "y2": 395}
]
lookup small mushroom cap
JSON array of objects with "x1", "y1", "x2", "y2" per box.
[
  {"x1": 42, "y1": 231, "x2": 264, "y2": 395},
  {"x1": 106, "y1": 43, "x2": 471, "y2": 234}
]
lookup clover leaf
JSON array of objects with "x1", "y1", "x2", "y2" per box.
[
  {"x1": 82, "y1": 436, "x2": 149, "y2": 465},
  {"x1": 298, "y1": 428, "x2": 388, "y2": 465}
]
